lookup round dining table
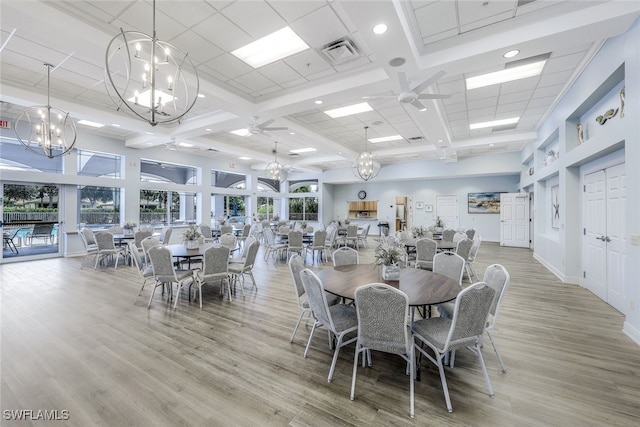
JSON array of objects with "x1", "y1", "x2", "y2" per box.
[
  {"x1": 315, "y1": 263, "x2": 460, "y2": 308},
  {"x1": 403, "y1": 237, "x2": 456, "y2": 252}
]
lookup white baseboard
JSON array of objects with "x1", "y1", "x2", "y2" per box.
[
  {"x1": 623, "y1": 321, "x2": 640, "y2": 346},
  {"x1": 533, "y1": 252, "x2": 576, "y2": 284}
]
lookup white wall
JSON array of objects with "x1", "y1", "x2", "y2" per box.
[{"x1": 330, "y1": 174, "x2": 519, "y2": 241}]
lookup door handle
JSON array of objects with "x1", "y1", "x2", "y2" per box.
[
  {"x1": 605, "y1": 236, "x2": 611, "y2": 242},
  {"x1": 596, "y1": 235, "x2": 606, "y2": 241}
]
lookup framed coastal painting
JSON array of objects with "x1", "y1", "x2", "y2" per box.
[{"x1": 468, "y1": 192, "x2": 502, "y2": 214}]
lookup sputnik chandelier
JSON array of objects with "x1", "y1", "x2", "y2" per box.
[
  {"x1": 354, "y1": 126, "x2": 380, "y2": 181},
  {"x1": 13, "y1": 63, "x2": 77, "y2": 158},
  {"x1": 104, "y1": 0, "x2": 199, "y2": 126},
  {"x1": 266, "y1": 141, "x2": 288, "y2": 182}
]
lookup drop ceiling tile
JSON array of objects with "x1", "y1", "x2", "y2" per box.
[
  {"x1": 171, "y1": 31, "x2": 224, "y2": 65},
  {"x1": 414, "y1": 1, "x2": 457, "y2": 40},
  {"x1": 444, "y1": 102, "x2": 468, "y2": 114},
  {"x1": 467, "y1": 108, "x2": 496, "y2": 120},
  {"x1": 496, "y1": 101, "x2": 528, "y2": 114},
  {"x1": 499, "y1": 90, "x2": 534, "y2": 104},
  {"x1": 527, "y1": 96, "x2": 556, "y2": 108},
  {"x1": 221, "y1": 1, "x2": 286, "y2": 39},
  {"x1": 267, "y1": 0, "x2": 326, "y2": 22},
  {"x1": 290, "y1": 5, "x2": 349, "y2": 48},
  {"x1": 204, "y1": 53, "x2": 254, "y2": 81},
  {"x1": 422, "y1": 28, "x2": 459, "y2": 46},
  {"x1": 113, "y1": 2, "x2": 187, "y2": 41},
  {"x1": 537, "y1": 69, "x2": 573, "y2": 87},
  {"x1": 235, "y1": 71, "x2": 277, "y2": 92},
  {"x1": 447, "y1": 111, "x2": 468, "y2": 121},
  {"x1": 466, "y1": 85, "x2": 500, "y2": 101},
  {"x1": 259, "y1": 61, "x2": 303, "y2": 85},
  {"x1": 523, "y1": 105, "x2": 550, "y2": 116},
  {"x1": 458, "y1": 0, "x2": 515, "y2": 32},
  {"x1": 532, "y1": 84, "x2": 564, "y2": 98},
  {"x1": 280, "y1": 77, "x2": 309, "y2": 88},
  {"x1": 284, "y1": 49, "x2": 332, "y2": 76},
  {"x1": 334, "y1": 56, "x2": 372, "y2": 72},
  {"x1": 155, "y1": 1, "x2": 216, "y2": 28},
  {"x1": 306, "y1": 67, "x2": 337, "y2": 81},
  {"x1": 499, "y1": 76, "x2": 540, "y2": 94},
  {"x1": 467, "y1": 97, "x2": 497, "y2": 110},
  {"x1": 76, "y1": 1, "x2": 132, "y2": 18},
  {"x1": 191, "y1": 13, "x2": 252, "y2": 52},
  {"x1": 544, "y1": 52, "x2": 587, "y2": 74}
]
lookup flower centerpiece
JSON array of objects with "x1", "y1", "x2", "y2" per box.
[
  {"x1": 300, "y1": 220, "x2": 308, "y2": 229},
  {"x1": 434, "y1": 216, "x2": 444, "y2": 230},
  {"x1": 374, "y1": 241, "x2": 406, "y2": 280},
  {"x1": 123, "y1": 222, "x2": 137, "y2": 235},
  {"x1": 412, "y1": 225, "x2": 427, "y2": 238},
  {"x1": 182, "y1": 225, "x2": 202, "y2": 249}
]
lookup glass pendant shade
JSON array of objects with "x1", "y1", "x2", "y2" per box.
[{"x1": 355, "y1": 126, "x2": 380, "y2": 181}]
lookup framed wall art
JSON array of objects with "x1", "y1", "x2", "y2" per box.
[
  {"x1": 551, "y1": 185, "x2": 560, "y2": 229},
  {"x1": 425, "y1": 205, "x2": 433, "y2": 212},
  {"x1": 468, "y1": 192, "x2": 502, "y2": 214},
  {"x1": 415, "y1": 201, "x2": 424, "y2": 209}
]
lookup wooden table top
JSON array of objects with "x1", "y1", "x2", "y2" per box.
[{"x1": 315, "y1": 263, "x2": 460, "y2": 307}]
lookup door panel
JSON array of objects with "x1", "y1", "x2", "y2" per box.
[
  {"x1": 605, "y1": 163, "x2": 626, "y2": 313},
  {"x1": 500, "y1": 193, "x2": 529, "y2": 248},
  {"x1": 436, "y1": 195, "x2": 458, "y2": 229},
  {"x1": 584, "y1": 170, "x2": 607, "y2": 300}
]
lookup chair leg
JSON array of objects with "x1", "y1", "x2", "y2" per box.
[
  {"x1": 471, "y1": 343, "x2": 494, "y2": 397},
  {"x1": 290, "y1": 310, "x2": 307, "y2": 342},
  {"x1": 350, "y1": 345, "x2": 364, "y2": 400},
  {"x1": 303, "y1": 321, "x2": 319, "y2": 358},
  {"x1": 436, "y1": 353, "x2": 453, "y2": 412},
  {"x1": 486, "y1": 330, "x2": 506, "y2": 372}
]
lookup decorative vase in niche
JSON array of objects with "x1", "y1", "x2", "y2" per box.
[
  {"x1": 382, "y1": 263, "x2": 400, "y2": 281},
  {"x1": 186, "y1": 239, "x2": 198, "y2": 249}
]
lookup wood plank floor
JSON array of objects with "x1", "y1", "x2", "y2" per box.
[{"x1": 1, "y1": 240, "x2": 639, "y2": 426}]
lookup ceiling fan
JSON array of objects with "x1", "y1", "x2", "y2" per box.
[
  {"x1": 365, "y1": 70, "x2": 451, "y2": 111},
  {"x1": 247, "y1": 117, "x2": 288, "y2": 135}
]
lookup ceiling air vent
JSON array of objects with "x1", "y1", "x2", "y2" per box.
[
  {"x1": 321, "y1": 37, "x2": 361, "y2": 65},
  {"x1": 407, "y1": 136, "x2": 425, "y2": 143}
]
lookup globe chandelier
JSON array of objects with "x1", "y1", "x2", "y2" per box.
[
  {"x1": 266, "y1": 141, "x2": 288, "y2": 182},
  {"x1": 104, "y1": 0, "x2": 199, "y2": 126},
  {"x1": 354, "y1": 126, "x2": 380, "y2": 181},
  {"x1": 13, "y1": 63, "x2": 77, "y2": 158}
]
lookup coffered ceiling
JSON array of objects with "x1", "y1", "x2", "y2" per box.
[{"x1": 1, "y1": 0, "x2": 639, "y2": 176}]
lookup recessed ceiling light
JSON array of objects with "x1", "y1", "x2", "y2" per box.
[
  {"x1": 469, "y1": 117, "x2": 520, "y2": 130},
  {"x1": 466, "y1": 60, "x2": 546, "y2": 90},
  {"x1": 368, "y1": 135, "x2": 403, "y2": 143},
  {"x1": 324, "y1": 102, "x2": 373, "y2": 118},
  {"x1": 231, "y1": 26, "x2": 309, "y2": 68},
  {"x1": 437, "y1": 139, "x2": 443, "y2": 143},
  {"x1": 205, "y1": 128, "x2": 212, "y2": 132},
  {"x1": 77, "y1": 119, "x2": 105, "y2": 128},
  {"x1": 178, "y1": 142, "x2": 193, "y2": 148},
  {"x1": 503, "y1": 49, "x2": 520, "y2": 58},
  {"x1": 230, "y1": 128, "x2": 251, "y2": 137},
  {"x1": 197, "y1": 93, "x2": 205, "y2": 98},
  {"x1": 145, "y1": 131, "x2": 154, "y2": 135},
  {"x1": 112, "y1": 123, "x2": 121, "y2": 127},
  {"x1": 146, "y1": 142, "x2": 153, "y2": 145},
  {"x1": 419, "y1": 107, "x2": 427, "y2": 112},
  {"x1": 238, "y1": 156, "x2": 251, "y2": 160},
  {"x1": 372, "y1": 23, "x2": 388, "y2": 35},
  {"x1": 489, "y1": 143, "x2": 495, "y2": 147},
  {"x1": 289, "y1": 132, "x2": 296, "y2": 135},
  {"x1": 314, "y1": 100, "x2": 323, "y2": 105},
  {"x1": 289, "y1": 147, "x2": 317, "y2": 154}
]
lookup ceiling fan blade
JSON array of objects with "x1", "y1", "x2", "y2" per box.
[
  {"x1": 412, "y1": 70, "x2": 447, "y2": 94},
  {"x1": 397, "y1": 72, "x2": 411, "y2": 93},
  {"x1": 417, "y1": 93, "x2": 452, "y2": 99},
  {"x1": 410, "y1": 100, "x2": 427, "y2": 110},
  {"x1": 258, "y1": 118, "x2": 275, "y2": 129},
  {"x1": 262, "y1": 126, "x2": 288, "y2": 131}
]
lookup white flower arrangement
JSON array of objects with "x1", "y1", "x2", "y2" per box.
[
  {"x1": 412, "y1": 225, "x2": 428, "y2": 237},
  {"x1": 374, "y1": 241, "x2": 406, "y2": 266},
  {"x1": 123, "y1": 222, "x2": 137, "y2": 230},
  {"x1": 182, "y1": 225, "x2": 202, "y2": 241}
]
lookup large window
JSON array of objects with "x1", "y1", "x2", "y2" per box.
[
  {"x1": 258, "y1": 177, "x2": 280, "y2": 192},
  {"x1": 257, "y1": 196, "x2": 281, "y2": 221},
  {"x1": 140, "y1": 190, "x2": 197, "y2": 226},
  {"x1": 78, "y1": 149, "x2": 122, "y2": 178},
  {"x1": 0, "y1": 137, "x2": 63, "y2": 173},
  {"x1": 78, "y1": 185, "x2": 121, "y2": 228},
  {"x1": 141, "y1": 159, "x2": 198, "y2": 185},
  {"x1": 288, "y1": 182, "x2": 319, "y2": 221},
  {"x1": 212, "y1": 170, "x2": 246, "y2": 188}
]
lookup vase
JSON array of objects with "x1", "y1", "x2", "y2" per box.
[
  {"x1": 382, "y1": 263, "x2": 400, "y2": 281},
  {"x1": 186, "y1": 239, "x2": 198, "y2": 249}
]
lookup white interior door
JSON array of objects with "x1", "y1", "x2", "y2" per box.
[
  {"x1": 583, "y1": 164, "x2": 626, "y2": 313},
  {"x1": 584, "y1": 170, "x2": 607, "y2": 301},
  {"x1": 605, "y1": 163, "x2": 626, "y2": 312},
  {"x1": 436, "y1": 195, "x2": 458, "y2": 229},
  {"x1": 499, "y1": 193, "x2": 530, "y2": 247}
]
